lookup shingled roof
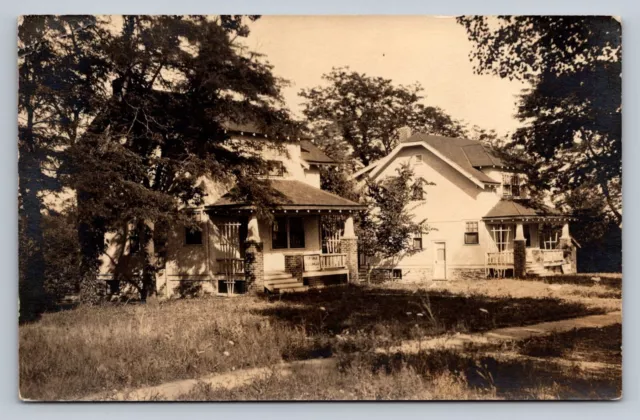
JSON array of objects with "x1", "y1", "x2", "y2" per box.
[
  {"x1": 400, "y1": 133, "x2": 505, "y2": 184},
  {"x1": 483, "y1": 199, "x2": 567, "y2": 221},
  {"x1": 209, "y1": 179, "x2": 364, "y2": 211},
  {"x1": 300, "y1": 140, "x2": 337, "y2": 165}
]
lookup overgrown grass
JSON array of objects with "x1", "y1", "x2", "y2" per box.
[
  {"x1": 174, "y1": 361, "x2": 496, "y2": 401},
  {"x1": 19, "y1": 283, "x2": 609, "y2": 401}
]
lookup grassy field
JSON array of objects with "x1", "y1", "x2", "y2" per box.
[{"x1": 19, "y1": 280, "x2": 621, "y2": 401}]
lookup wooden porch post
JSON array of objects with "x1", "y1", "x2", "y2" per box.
[{"x1": 513, "y1": 222, "x2": 526, "y2": 278}]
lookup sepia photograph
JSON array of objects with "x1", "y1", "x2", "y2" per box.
[{"x1": 18, "y1": 14, "x2": 622, "y2": 401}]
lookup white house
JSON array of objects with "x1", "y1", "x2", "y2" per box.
[
  {"x1": 352, "y1": 131, "x2": 577, "y2": 281},
  {"x1": 98, "y1": 125, "x2": 365, "y2": 297}
]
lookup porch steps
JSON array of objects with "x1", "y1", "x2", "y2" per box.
[
  {"x1": 264, "y1": 271, "x2": 307, "y2": 294},
  {"x1": 526, "y1": 263, "x2": 553, "y2": 277}
]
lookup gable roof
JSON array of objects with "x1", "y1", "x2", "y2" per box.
[
  {"x1": 209, "y1": 179, "x2": 364, "y2": 211},
  {"x1": 354, "y1": 133, "x2": 504, "y2": 187}
]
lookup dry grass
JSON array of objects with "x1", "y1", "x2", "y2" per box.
[
  {"x1": 388, "y1": 278, "x2": 621, "y2": 312},
  {"x1": 20, "y1": 296, "x2": 315, "y2": 400},
  {"x1": 20, "y1": 281, "x2": 616, "y2": 401},
  {"x1": 174, "y1": 361, "x2": 496, "y2": 401}
]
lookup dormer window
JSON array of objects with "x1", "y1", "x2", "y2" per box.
[{"x1": 502, "y1": 173, "x2": 524, "y2": 199}]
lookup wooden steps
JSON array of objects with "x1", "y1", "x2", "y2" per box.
[{"x1": 264, "y1": 271, "x2": 307, "y2": 294}]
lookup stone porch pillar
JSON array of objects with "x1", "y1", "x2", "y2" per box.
[
  {"x1": 244, "y1": 214, "x2": 264, "y2": 293},
  {"x1": 513, "y1": 222, "x2": 526, "y2": 278},
  {"x1": 559, "y1": 222, "x2": 571, "y2": 248},
  {"x1": 340, "y1": 215, "x2": 358, "y2": 283}
]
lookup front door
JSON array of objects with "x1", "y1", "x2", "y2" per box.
[{"x1": 433, "y1": 242, "x2": 447, "y2": 280}]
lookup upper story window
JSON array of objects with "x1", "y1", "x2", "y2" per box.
[
  {"x1": 411, "y1": 179, "x2": 425, "y2": 200},
  {"x1": 413, "y1": 154, "x2": 424, "y2": 165},
  {"x1": 266, "y1": 160, "x2": 285, "y2": 177},
  {"x1": 502, "y1": 173, "x2": 524, "y2": 199}
]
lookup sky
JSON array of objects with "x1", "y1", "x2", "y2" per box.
[{"x1": 242, "y1": 16, "x2": 529, "y2": 136}]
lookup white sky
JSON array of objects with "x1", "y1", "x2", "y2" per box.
[{"x1": 242, "y1": 15, "x2": 528, "y2": 136}]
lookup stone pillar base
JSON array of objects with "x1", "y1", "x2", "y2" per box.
[
  {"x1": 244, "y1": 241, "x2": 264, "y2": 293},
  {"x1": 340, "y1": 237, "x2": 359, "y2": 283},
  {"x1": 514, "y1": 240, "x2": 526, "y2": 278}
]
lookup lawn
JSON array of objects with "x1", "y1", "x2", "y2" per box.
[{"x1": 19, "y1": 280, "x2": 620, "y2": 401}]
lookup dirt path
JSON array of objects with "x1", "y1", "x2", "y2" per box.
[
  {"x1": 82, "y1": 311, "x2": 621, "y2": 401},
  {"x1": 80, "y1": 358, "x2": 337, "y2": 401},
  {"x1": 375, "y1": 311, "x2": 621, "y2": 354}
]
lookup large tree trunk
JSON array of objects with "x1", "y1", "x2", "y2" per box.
[{"x1": 18, "y1": 152, "x2": 46, "y2": 322}]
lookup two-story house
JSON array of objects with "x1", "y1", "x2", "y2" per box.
[
  {"x1": 98, "y1": 125, "x2": 365, "y2": 297},
  {"x1": 352, "y1": 131, "x2": 577, "y2": 281}
]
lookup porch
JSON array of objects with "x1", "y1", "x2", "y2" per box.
[
  {"x1": 483, "y1": 218, "x2": 577, "y2": 278},
  {"x1": 206, "y1": 180, "x2": 365, "y2": 293}
]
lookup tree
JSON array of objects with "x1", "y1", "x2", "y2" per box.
[
  {"x1": 300, "y1": 67, "x2": 466, "y2": 167},
  {"x1": 18, "y1": 15, "x2": 109, "y2": 321},
  {"x1": 63, "y1": 16, "x2": 297, "y2": 301},
  {"x1": 357, "y1": 164, "x2": 432, "y2": 281},
  {"x1": 458, "y1": 16, "x2": 621, "y2": 225}
]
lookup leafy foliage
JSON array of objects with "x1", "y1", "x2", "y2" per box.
[
  {"x1": 358, "y1": 165, "x2": 432, "y2": 266},
  {"x1": 458, "y1": 16, "x2": 621, "y2": 225},
  {"x1": 300, "y1": 67, "x2": 466, "y2": 167},
  {"x1": 19, "y1": 15, "x2": 299, "y2": 305},
  {"x1": 19, "y1": 15, "x2": 110, "y2": 321}
]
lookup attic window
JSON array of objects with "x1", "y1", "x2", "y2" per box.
[{"x1": 414, "y1": 154, "x2": 424, "y2": 165}]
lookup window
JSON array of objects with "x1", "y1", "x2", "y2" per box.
[
  {"x1": 288, "y1": 217, "x2": 306, "y2": 249},
  {"x1": 414, "y1": 154, "x2": 424, "y2": 164},
  {"x1": 272, "y1": 216, "x2": 306, "y2": 249},
  {"x1": 411, "y1": 179, "x2": 424, "y2": 200},
  {"x1": 491, "y1": 224, "x2": 511, "y2": 251},
  {"x1": 107, "y1": 279, "x2": 120, "y2": 295},
  {"x1": 185, "y1": 226, "x2": 203, "y2": 245},
  {"x1": 266, "y1": 160, "x2": 285, "y2": 177},
  {"x1": 465, "y1": 221, "x2": 479, "y2": 245},
  {"x1": 412, "y1": 230, "x2": 423, "y2": 250},
  {"x1": 542, "y1": 229, "x2": 559, "y2": 250},
  {"x1": 502, "y1": 173, "x2": 523, "y2": 198},
  {"x1": 271, "y1": 217, "x2": 288, "y2": 249}
]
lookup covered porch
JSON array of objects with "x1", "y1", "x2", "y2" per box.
[
  {"x1": 206, "y1": 180, "x2": 365, "y2": 293},
  {"x1": 483, "y1": 200, "x2": 577, "y2": 278}
]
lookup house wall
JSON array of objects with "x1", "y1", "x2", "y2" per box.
[
  {"x1": 98, "y1": 137, "x2": 324, "y2": 296},
  {"x1": 371, "y1": 145, "x2": 503, "y2": 281}
]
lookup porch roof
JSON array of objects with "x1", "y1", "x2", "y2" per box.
[
  {"x1": 483, "y1": 199, "x2": 572, "y2": 223},
  {"x1": 207, "y1": 179, "x2": 366, "y2": 213}
]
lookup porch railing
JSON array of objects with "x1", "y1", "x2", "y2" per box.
[
  {"x1": 542, "y1": 249, "x2": 564, "y2": 265},
  {"x1": 320, "y1": 253, "x2": 347, "y2": 270},
  {"x1": 216, "y1": 258, "x2": 244, "y2": 275},
  {"x1": 486, "y1": 251, "x2": 514, "y2": 267}
]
